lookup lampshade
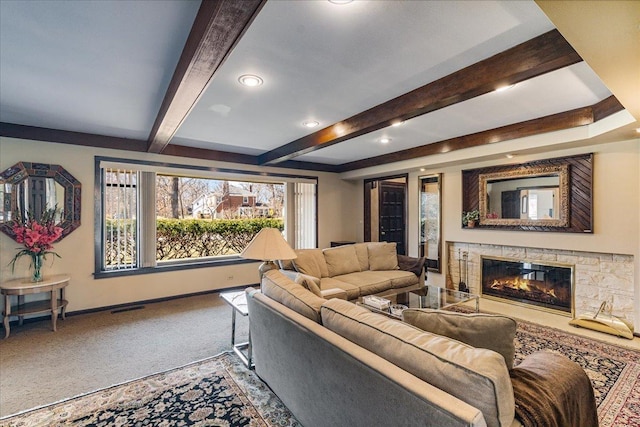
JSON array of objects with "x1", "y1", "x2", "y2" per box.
[{"x1": 240, "y1": 228, "x2": 297, "y2": 262}]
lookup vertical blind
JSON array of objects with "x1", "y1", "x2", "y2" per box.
[
  {"x1": 104, "y1": 168, "x2": 138, "y2": 270},
  {"x1": 294, "y1": 182, "x2": 316, "y2": 249}
]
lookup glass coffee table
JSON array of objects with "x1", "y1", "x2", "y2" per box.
[{"x1": 357, "y1": 285, "x2": 479, "y2": 320}]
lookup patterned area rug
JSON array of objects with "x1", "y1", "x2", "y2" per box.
[
  {"x1": 0, "y1": 352, "x2": 300, "y2": 427},
  {"x1": 514, "y1": 321, "x2": 640, "y2": 427},
  {"x1": 2, "y1": 322, "x2": 638, "y2": 426}
]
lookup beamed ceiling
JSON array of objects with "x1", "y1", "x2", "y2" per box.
[{"x1": 1, "y1": 1, "x2": 638, "y2": 176}]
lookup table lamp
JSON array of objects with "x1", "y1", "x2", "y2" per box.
[{"x1": 240, "y1": 228, "x2": 297, "y2": 285}]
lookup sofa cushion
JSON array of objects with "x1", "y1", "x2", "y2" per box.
[
  {"x1": 262, "y1": 270, "x2": 325, "y2": 323},
  {"x1": 359, "y1": 270, "x2": 418, "y2": 289},
  {"x1": 353, "y1": 243, "x2": 370, "y2": 271},
  {"x1": 402, "y1": 309, "x2": 517, "y2": 369},
  {"x1": 320, "y1": 277, "x2": 360, "y2": 300},
  {"x1": 332, "y1": 271, "x2": 392, "y2": 295},
  {"x1": 368, "y1": 242, "x2": 399, "y2": 271},
  {"x1": 294, "y1": 273, "x2": 323, "y2": 297},
  {"x1": 293, "y1": 249, "x2": 329, "y2": 278},
  {"x1": 321, "y1": 299, "x2": 515, "y2": 427},
  {"x1": 323, "y1": 245, "x2": 361, "y2": 277}
]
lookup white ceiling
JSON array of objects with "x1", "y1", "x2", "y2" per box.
[{"x1": 0, "y1": 0, "x2": 631, "y2": 170}]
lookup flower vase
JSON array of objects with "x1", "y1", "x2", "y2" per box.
[{"x1": 31, "y1": 253, "x2": 44, "y2": 282}]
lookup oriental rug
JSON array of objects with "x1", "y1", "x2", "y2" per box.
[
  {"x1": 514, "y1": 321, "x2": 639, "y2": 427},
  {"x1": 2, "y1": 322, "x2": 638, "y2": 427},
  {"x1": 0, "y1": 352, "x2": 300, "y2": 427}
]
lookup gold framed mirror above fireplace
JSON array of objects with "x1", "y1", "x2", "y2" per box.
[
  {"x1": 462, "y1": 153, "x2": 593, "y2": 233},
  {"x1": 479, "y1": 164, "x2": 570, "y2": 227}
]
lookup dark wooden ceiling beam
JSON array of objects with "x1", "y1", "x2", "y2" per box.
[
  {"x1": 147, "y1": 0, "x2": 266, "y2": 154},
  {"x1": 0, "y1": 122, "x2": 148, "y2": 152},
  {"x1": 258, "y1": 29, "x2": 582, "y2": 165},
  {"x1": 337, "y1": 96, "x2": 623, "y2": 172},
  {"x1": 0, "y1": 121, "x2": 339, "y2": 173},
  {"x1": 162, "y1": 144, "x2": 341, "y2": 173}
]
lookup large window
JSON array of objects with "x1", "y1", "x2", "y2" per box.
[{"x1": 95, "y1": 157, "x2": 317, "y2": 277}]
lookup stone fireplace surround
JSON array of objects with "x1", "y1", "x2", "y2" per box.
[{"x1": 446, "y1": 242, "x2": 635, "y2": 325}]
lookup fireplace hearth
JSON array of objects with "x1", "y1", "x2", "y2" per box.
[{"x1": 481, "y1": 256, "x2": 574, "y2": 316}]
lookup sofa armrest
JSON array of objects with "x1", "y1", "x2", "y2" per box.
[
  {"x1": 321, "y1": 288, "x2": 348, "y2": 300},
  {"x1": 397, "y1": 254, "x2": 427, "y2": 279}
]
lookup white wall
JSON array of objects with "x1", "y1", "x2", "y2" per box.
[{"x1": 0, "y1": 137, "x2": 360, "y2": 312}]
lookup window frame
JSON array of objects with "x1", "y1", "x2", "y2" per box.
[{"x1": 94, "y1": 156, "x2": 318, "y2": 279}]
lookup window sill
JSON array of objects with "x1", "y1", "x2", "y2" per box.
[{"x1": 94, "y1": 257, "x2": 258, "y2": 279}]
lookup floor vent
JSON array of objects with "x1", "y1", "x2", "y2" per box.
[{"x1": 111, "y1": 305, "x2": 145, "y2": 314}]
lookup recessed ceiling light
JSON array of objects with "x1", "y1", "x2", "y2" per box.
[
  {"x1": 380, "y1": 137, "x2": 391, "y2": 144},
  {"x1": 420, "y1": 168, "x2": 426, "y2": 172},
  {"x1": 505, "y1": 154, "x2": 515, "y2": 159},
  {"x1": 238, "y1": 74, "x2": 263, "y2": 87},
  {"x1": 495, "y1": 84, "x2": 515, "y2": 93},
  {"x1": 302, "y1": 120, "x2": 319, "y2": 128},
  {"x1": 328, "y1": 0, "x2": 353, "y2": 4},
  {"x1": 391, "y1": 121, "x2": 405, "y2": 127}
]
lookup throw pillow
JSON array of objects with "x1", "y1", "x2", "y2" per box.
[
  {"x1": 262, "y1": 270, "x2": 325, "y2": 323},
  {"x1": 368, "y1": 242, "x2": 399, "y2": 271},
  {"x1": 292, "y1": 249, "x2": 329, "y2": 278},
  {"x1": 353, "y1": 243, "x2": 370, "y2": 271},
  {"x1": 323, "y1": 245, "x2": 361, "y2": 277},
  {"x1": 294, "y1": 273, "x2": 323, "y2": 297},
  {"x1": 402, "y1": 308, "x2": 517, "y2": 369}
]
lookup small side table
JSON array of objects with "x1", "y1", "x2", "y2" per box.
[
  {"x1": 220, "y1": 290, "x2": 253, "y2": 369},
  {"x1": 1, "y1": 274, "x2": 70, "y2": 339}
]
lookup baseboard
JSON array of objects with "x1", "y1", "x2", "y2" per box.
[{"x1": 2, "y1": 284, "x2": 259, "y2": 328}]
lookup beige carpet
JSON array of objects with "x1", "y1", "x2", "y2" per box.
[{"x1": 0, "y1": 291, "x2": 248, "y2": 418}]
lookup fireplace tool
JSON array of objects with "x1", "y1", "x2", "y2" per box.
[
  {"x1": 458, "y1": 249, "x2": 469, "y2": 293},
  {"x1": 569, "y1": 298, "x2": 634, "y2": 339}
]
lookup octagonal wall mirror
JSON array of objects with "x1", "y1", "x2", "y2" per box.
[{"x1": 0, "y1": 162, "x2": 81, "y2": 241}]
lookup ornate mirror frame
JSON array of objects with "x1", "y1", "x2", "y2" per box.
[
  {"x1": 462, "y1": 153, "x2": 593, "y2": 233},
  {"x1": 0, "y1": 162, "x2": 81, "y2": 241},
  {"x1": 479, "y1": 164, "x2": 570, "y2": 227}
]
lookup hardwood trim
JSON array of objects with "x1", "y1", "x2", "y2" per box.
[
  {"x1": 337, "y1": 97, "x2": 622, "y2": 172},
  {"x1": 592, "y1": 95, "x2": 625, "y2": 122},
  {"x1": 161, "y1": 144, "x2": 341, "y2": 173},
  {"x1": 147, "y1": 0, "x2": 266, "y2": 154},
  {"x1": 161, "y1": 144, "x2": 259, "y2": 166},
  {"x1": 0, "y1": 122, "x2": 148, "y2": 152},
  {"x1": 1, "y1": 95, "x2": 622, "y2": 174},
  {"x1": 0, "y1": 122, "x2": 338, "y2": 173},
  {"x1": 258, "y1": 29, "x2": 582, "y2": 165}
]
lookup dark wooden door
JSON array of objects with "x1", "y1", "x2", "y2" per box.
[
  {"x1": 501, "y1": 190, "x2": 521, "y2": 219},
  {"x1": 379, "y1": 181, "x2": 406, "y2": 255}
]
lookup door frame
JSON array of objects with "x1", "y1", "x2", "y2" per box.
[{"x1": 364, "y1": 174, "x2": 408, "y2": 255}]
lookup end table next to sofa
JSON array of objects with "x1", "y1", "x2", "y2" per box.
[{"x1": 220, "y1": 290, "x2": 253, "y2": 369}]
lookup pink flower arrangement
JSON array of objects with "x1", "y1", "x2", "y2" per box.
[{"x1": 9, "y1": 208, "x2": 63, "y2": 274}]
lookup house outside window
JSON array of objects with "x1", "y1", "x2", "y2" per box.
[{"x1": 95, "y1": 157, "x2": 317, "y2": 277}]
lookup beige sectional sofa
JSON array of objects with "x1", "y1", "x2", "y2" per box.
[
  {"x1": 278, "y1": 242, "x2": 425, "y2": 301},
  {"x1": 246, "y1": 270, "x2": 598, "y2": 427}
]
